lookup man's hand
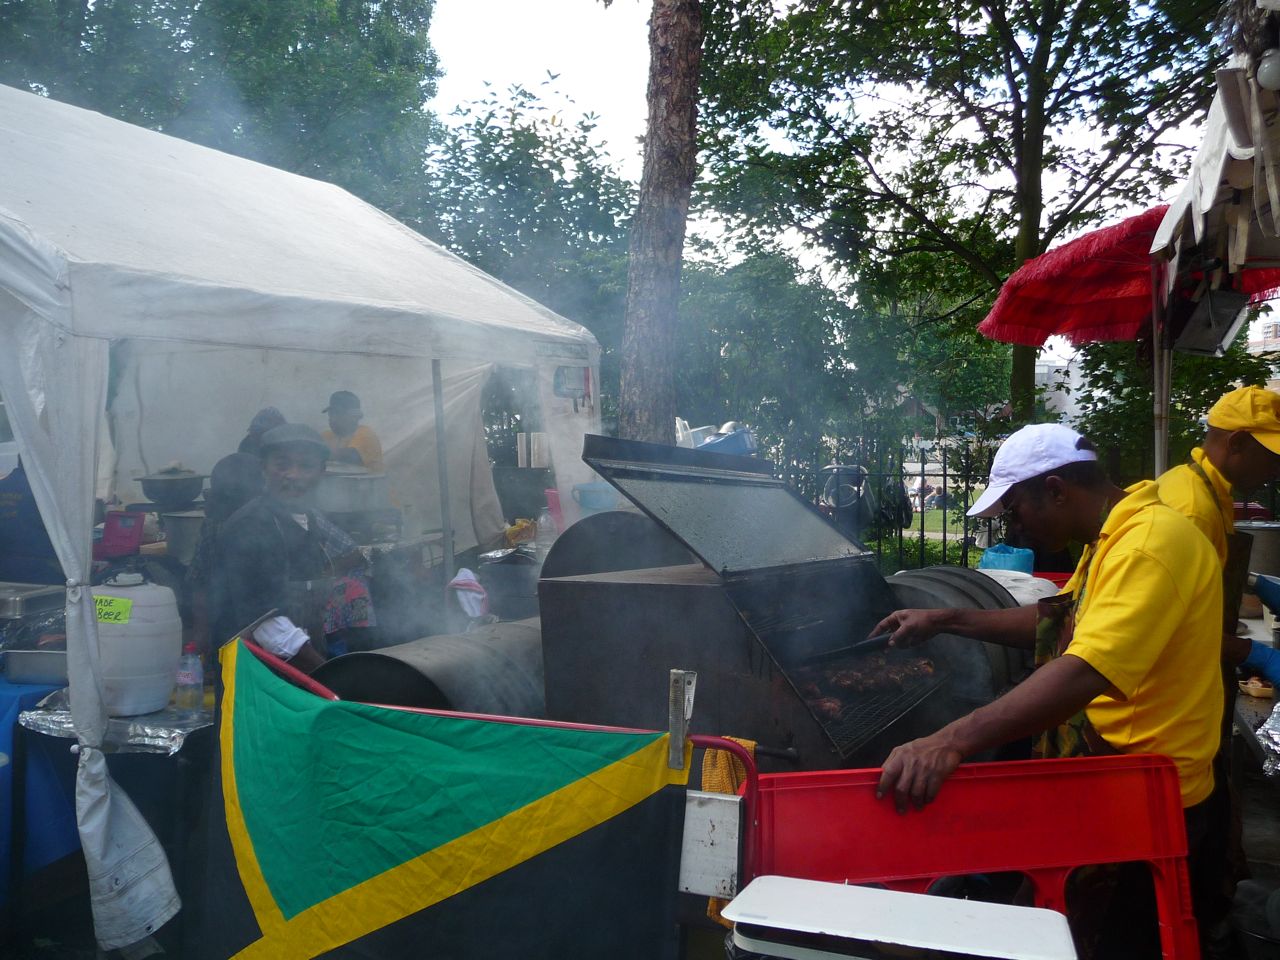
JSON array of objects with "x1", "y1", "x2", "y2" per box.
[
  {"x1": 874, "y1": 653, "x2": 1111, "y2": 815},
  {"x1": 876, "y1": 733, "x2": 964, "y2": 814},
  {"x1": 870, "y1": 609, "x2": 945, "y2": 648}
]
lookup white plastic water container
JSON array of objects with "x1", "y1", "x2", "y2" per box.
[{"x1": 92, "y1": 574, "x2": 182, "y2": 716}]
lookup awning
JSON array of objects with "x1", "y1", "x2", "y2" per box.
[{"x1": 977, "y1": 207, "x2": 1170, "y2": 347}]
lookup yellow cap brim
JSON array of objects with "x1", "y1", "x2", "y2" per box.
[{"x1": 1254, "y1": 430, "x2": 1280, "y2": 456}]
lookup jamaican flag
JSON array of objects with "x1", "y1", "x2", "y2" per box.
[{"x1": 185, "y1": 641, "x2": 690, "y2": 959}]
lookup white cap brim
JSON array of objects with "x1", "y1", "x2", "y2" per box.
[{"x1": 967, "y1": 481, "x2": 1013, "y2": 518}]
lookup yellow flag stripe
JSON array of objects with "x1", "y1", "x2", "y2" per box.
[{"x1": 219, "y1": 641, "x2": 287, "y2": 935}]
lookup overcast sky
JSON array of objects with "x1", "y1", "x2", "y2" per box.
[{"x1": 428, "y1": 0, "x2": 652, "y2": 180}]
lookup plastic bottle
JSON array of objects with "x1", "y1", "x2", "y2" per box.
[
  {"x1": 535, "y1": 506, "x2": 557, "y2": 553},
  {"x1": 174, "y1": 643, "x2": 204, "y2": 715}
]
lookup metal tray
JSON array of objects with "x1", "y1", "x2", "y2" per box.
[
  {"x1": 0, "y1": 582, "x2": 65, "y2": 619},
  {"x1": 4, "y1": 649, "x2": 68, "y2": 685}
]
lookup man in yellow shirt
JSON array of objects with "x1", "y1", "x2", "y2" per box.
[
  {"x1": 321, "y1": 390, "x2": 385, "y2": 474},
  {"x1": 1158, "y1": 386, "x2": 1280, "y2": 564},
  {"x1": 1156, "y1": 386, "x2": 1280, "y2": 951},
  {"x1": 1157, "y1": 385, "x2": 1280, "y2": 666},
  {"x1": 871, "y1": 424, "x2": 1223, "y2": 952}
]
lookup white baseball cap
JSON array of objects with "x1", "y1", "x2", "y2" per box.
[{"x1": 967, "y1": 424, "x2": 1098, "y2": 518}]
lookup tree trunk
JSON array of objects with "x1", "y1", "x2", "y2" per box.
[
  {"x1": 1009, "y1": 40, "x2": 1050, "y2": 425},
  {"x1": 1008, "y1": 167, "x2": 1044, "y2": 424},
  {"x1": 617, "y1": 0, "x2": 702, "y2": 444}
]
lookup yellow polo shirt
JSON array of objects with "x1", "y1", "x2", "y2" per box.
[
  {"x1": 1063, "y1": 481, "x2": 1223, "y2": 807},
  {"x1": 1155, "y1": 446, "x2": 1233, "y2": 566},
  {"x1": 322, "y1": 424, "x2": 385, "y2": 474}
]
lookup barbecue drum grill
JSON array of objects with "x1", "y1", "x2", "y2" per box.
[{"x1": 539, "y1": 436, "x2": 1021, "y2": 771}]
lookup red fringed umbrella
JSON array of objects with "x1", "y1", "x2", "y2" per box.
[
  {"x1": 978, "y1": 207, "x2": 1169, "y2": 347},
  {"x1": 979, "y1": 204, "x2": 1280, "y2": 347}
]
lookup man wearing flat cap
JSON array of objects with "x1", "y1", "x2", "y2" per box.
[
  {"x1": 321, "y1": 390, "x2": 384, "y2": 474},
  {"x1": 870, "y1": 423, "x2": 1223, "y2": 955},
  {"x1": 214, "y1": 424, "x2": 367, "y2": 671},
  {"x1": 1158, "y1": 385, "x2": 1280, "y2": 674}
]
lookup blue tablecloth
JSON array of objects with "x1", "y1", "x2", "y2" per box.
[{"x1": 0, "y1": 675, "x2": 72, "y2": 911}]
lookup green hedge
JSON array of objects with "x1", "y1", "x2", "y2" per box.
[{"x1": 862, "y1": 535, "x2": 983, "y2": 576}]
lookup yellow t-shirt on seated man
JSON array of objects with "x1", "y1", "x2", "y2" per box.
[
  {"x1": 1156, "y1": 446, "x2": 1233, "y2": 566},
  {"x1": 321, "y1": 390, "x2": 385, "y2": 474},
  {"x1": 1064, "y1": 480, "x2": 1224, "y2": 807}
]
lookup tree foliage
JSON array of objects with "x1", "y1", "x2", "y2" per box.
[
  {"x1": 0, "y1": 0, "x2": 440, "y2": 216},
  {"x1": 1074, "y1": 334, "x2": 1279, "y2": 483},
  {"x1": 425, "y1": 85, "x2": 636, "y2": 409},
  {"x1": 675, "y1": 248, "x2": 862, "y2": 471},
  {"x1": 699, "y1": 0, "x2": 1220, "y2": 415}
]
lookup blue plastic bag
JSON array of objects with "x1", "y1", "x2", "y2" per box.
[{"x1": 978, "y1": 542, "x2": 1034, "y2": 574}]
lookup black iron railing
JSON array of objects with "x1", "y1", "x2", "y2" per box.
[{"x1": 789, "y1": 437, "x2": 998, "y2": 575}]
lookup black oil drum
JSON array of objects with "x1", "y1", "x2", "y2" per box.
[{"x1": 312, "y1": 619, "x2": 545, "y2": 717}]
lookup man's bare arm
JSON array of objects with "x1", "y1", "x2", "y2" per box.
[{"x1": 870, "y1": 604, "x2": 1039, "y2": 650}]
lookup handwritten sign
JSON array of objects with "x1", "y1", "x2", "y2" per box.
[{"x1": 95, "y1": 596, "x2": 133, "y2": 624}]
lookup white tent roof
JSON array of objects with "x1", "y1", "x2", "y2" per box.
[
  {"x1": 0, "y1": 85, "x2": 602, "y2": 949},
  {"x1": 1152, "y1": 59, "x2": 1280, "y2": 271},
  {"x1": 0, "y1": 83, "x2": 598, "y2": 364}
]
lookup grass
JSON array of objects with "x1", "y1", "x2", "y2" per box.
[
  {"x1": 907, "y1": 484, "x2": 987, "y2": 534},
  {"x1": 863, "y1": 530, "x2": 984, "y2": 574}
]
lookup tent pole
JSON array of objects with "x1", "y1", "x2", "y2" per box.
[
  {"x1": 432, "y1": 359, "x2": 455, "y2": 586},
  {"x1": 1151, "y1": 261, "x2": 1170, "y2": 475}
]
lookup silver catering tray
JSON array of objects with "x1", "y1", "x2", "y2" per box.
[
  {"x1": 0, "y1": 582, "x2": 66, "y2": 619},
  {"x1": 4, "y1": 649, "x2": 68, "y2": 685}
]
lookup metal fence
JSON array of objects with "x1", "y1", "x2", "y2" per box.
[
  {"x1": 793, "y1": 438, "x2": 1280, "y2": 574},
  {"x1": 784, "y1": 437, "x2": 999, "y2": 574}
]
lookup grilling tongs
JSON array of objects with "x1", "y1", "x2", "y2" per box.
[{"x1": 803, "y1": 632, "x2": 893, "y2": 666}]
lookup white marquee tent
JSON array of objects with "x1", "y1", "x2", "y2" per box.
[{"x1": 0, "y1": 84, "x2": 600, "y2": 947}]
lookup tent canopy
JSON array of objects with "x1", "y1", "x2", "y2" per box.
[
  {"x1": 1151, "y1": 59, "x2": 1280, "y2": 292},
  {"x1": 0, "y1": 84, "x2": 600, "y2": 949},
  {"x1": 0, "y1": 84, "x2": 597, "y2": 363},
  {"x1": 0, "y1": 83, "x2": 602, "y2": 547}
]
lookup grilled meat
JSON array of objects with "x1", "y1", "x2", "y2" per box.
[
  {"x1": 796, "y1": 652, "x2": 936, "y2": 719},
  {"x1": 808, "y1": 697, "x2": 843, "y2": 721}
]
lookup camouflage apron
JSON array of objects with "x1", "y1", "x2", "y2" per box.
[{"x1": 1032, "y1": 546, "x2": 1117, "y2": 761}]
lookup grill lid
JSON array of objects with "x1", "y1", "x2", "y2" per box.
[{"x1": 582, "y1": 434, "x2": 870, "y2": 577}]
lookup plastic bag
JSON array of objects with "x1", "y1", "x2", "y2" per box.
[{"x1": 977, "y1": 542, "x2": 1035, "y2": 574}]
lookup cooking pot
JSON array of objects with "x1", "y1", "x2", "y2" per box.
[
  {"x1": 316, "y1": 467, "x2": 391, "y2": 514},
  {"x1": 139, "y1": 471, "x2": 206, "y2": 509},
  {"x1": 1239, "y1": 521, "x2": 1280, "y2": 577}
]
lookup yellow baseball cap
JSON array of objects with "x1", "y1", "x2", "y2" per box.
[{"x1": 1207, "y1": 386, "x2": 1280, "y2": 455}]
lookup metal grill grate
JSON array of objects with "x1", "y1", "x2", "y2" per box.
[{"x1": 818, "y1": 671, "x2": 950, "y2": 757}]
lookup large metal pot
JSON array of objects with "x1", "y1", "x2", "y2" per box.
[
  {"x1": 316, "y1": 468, "x2": 391, "y2": 514},
  {"x1": 1239, "y1": 521, "x2": 1280, "y2": 577},
  {"x1": 139, "y1": 471, "x2": 206, "y2": 509}
]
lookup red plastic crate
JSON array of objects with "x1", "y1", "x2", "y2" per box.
[
  {"x1": 92, "y1": 510, "x2": 145, "y2": 560},
  {"x1": 753, "y1": 755, "x2": 1198, "y2": 959}
]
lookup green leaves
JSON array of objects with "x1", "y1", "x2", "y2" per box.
[
  {"x1": 1076, "y1": 335, "x2": 1280, "y2": 482},
  {"x1": 0, "y1": 0, "x2": 441, "y2": 218},
  {"x1": 699, "y1": 0, "x2": 1219, "y2": 412}
]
